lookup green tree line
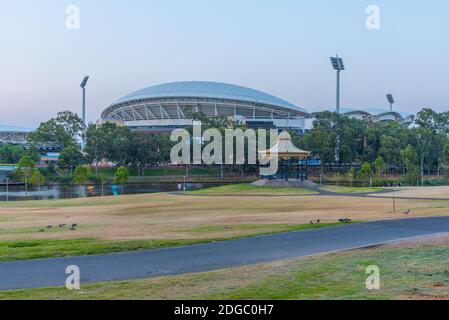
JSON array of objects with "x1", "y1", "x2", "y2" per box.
[{"x1": 3, "y1": 107, "x2": 449, "y2": 186}]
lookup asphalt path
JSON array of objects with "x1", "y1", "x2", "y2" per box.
[{"x1": 1, "y1": 216, "x2": 449, "y2": 290}]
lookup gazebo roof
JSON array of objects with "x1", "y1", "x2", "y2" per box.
[{"x1": 259, "y1": 131, "x2": 311, "y2": 160}]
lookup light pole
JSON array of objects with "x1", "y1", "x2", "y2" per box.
[
  {"x1": 80, "y1": 75, "x2": 89, "y2": 125},
  {"x1": 330, "y1": 55, "x2": 345, "y2": 114},
  {"x1": 386, "y1": 93, "x2": 395, "y2": 112},
  {"x1": 5, "y1": 177, "x2": 9, "y2": 202},
  {"x1": 416, "y1": 133, "x2": 424, "y2": 187},
  {"x1": 80, "y1": 75, "x2": 89, "y2": 151},
  {"x1": 330, "y1": 55, "x2": 345, "y2": 164}
]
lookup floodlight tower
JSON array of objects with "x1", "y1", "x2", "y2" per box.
[
  {"x1": 80, "y1": 75, "x2": 90, "y2": 125},
  {"x1": 330, "y1": 55, "x2": 345, "y2": 164},
  {"x1": 330, "y1": 55, "x2": 345, "y2": 114},
  {"x1": 386, "y1": 93, "x2": 395, "y2": 112}
]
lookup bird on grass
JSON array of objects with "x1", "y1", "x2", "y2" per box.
[
  {"x1": 402, "y1": 209, "x2": 411, "y2": 215},
  {"x1": 71, "y1": 224, "x2": 78, "y2": 228}
]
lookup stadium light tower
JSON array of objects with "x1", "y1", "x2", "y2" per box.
[
  {"x1": 80, "y1": 75, "x2": 90, "y2": 125},
  {"x1": 330, "y1": 55, "x2": 345, "y2": 114},
  {"x1": 386, "y1": 93, "x2": 395, "y2": 112}
]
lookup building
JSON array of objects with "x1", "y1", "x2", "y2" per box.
[
  {"x1": 101, "y1": 81, "x2": 309, "y2": 133},
  {"x1": 37, "y1": 152, "x2": 60, "y2": 167},
  {"x1": 0, "y1": 124, "x2": 32, "y2": 145},
  {"x1": 339, "y1": 108, "x2": 414, "y2": 125}
]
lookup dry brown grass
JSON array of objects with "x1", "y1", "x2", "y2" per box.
[
  {"x1": 1, "y1": 186, "x2": 449, "y2": 242},
  {"x1": 369, "y1": 186, "x2": 449, "y2": 199}
]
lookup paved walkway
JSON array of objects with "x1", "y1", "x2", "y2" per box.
[{"x1": 1, "y1": 216, "x2": 449, "y2": 290}]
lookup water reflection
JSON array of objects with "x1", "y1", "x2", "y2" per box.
[{"x1": 0, "y1": 183, "x2": 220, "y2": 201}]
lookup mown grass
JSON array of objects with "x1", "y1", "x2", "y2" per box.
[
  {"x1": 320, "y1": 186, "x2": 389, "y2": 194},
  {"x1": 0, "y1": 222, "x2": 350, "y2": 262},
  {"x1": 203, "y1": 245, "x2": 449, "y2": 300},
  {"x1": 186, "y1": 183, "x2": 318, "y2": 196},
  {"x1": 186, "y1": 222, "x2": 352, "y2": 235},
  {"x1": 2, "y1": 244, "x2": 448, "y2": 300},
  {"x1": 0, "y1": 238, "x2": 210, "y2": 262}
]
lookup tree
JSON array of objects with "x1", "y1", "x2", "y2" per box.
[
  {"x1": 15, "y1": 155, "x2": 35, "y2": 197},
  {"x1": 413, "y1": 127, "x2": 433, "y2": 185},
  {"x1": 373, "y1": 156, "x2": 386, "y2": 177},
  {"x1": 58, "y1": 146, "x2": 84, "y2": 174},
  {"x1": 72, "y1": 165, "x2": 91, "y2": 185},
  {"x1": 28, "y1": 111, "x2": 85, "y2": 148},
  {"x1": 98, "y1": 173, "x2": 107, "y2": 197},
  {"x1": 128, "y1": 132, "x2": 158, "y2": 179},
  {"x1": 302, "y1": 128, "x2": 332, "y2": 184},
  {"x1": 358, "y1": 162, "x2": 372, "y2": 185},
  {"x1": 379, "y1": 135, "x2": 400, "y2": 171},
  {"x1": 401, "y1": 145, "x2": 420, "y2": 186},
  {"x1": 415, "y1": 108, "x2": 449, "y2": 134},
  {"x1": 114, "y1": 166, "x2": 129, "y2": 193},
  {"x1": 0, "y1": 145, "x2": 25, "y2": 164},
  {"x1": 29, "y1": 170, "x2": 46, "y2": 192},
  {"x1": 85, "y1": 122, "x2": 132, "y2": 166}
]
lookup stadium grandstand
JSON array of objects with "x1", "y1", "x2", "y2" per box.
[
  {"x1": 0, "y1": 124, "x2": 32, "y2": 145},
  {"x1": 338, "y1": 108, "x2": 414, "y2": 125},
  {"x1": 101, "y1": 81, "x2": 310, "y2": 133}
]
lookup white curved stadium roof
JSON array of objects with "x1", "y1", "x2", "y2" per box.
[
  {"x1": 340, "y1": 107, "x2": 413, "y2": 119},
  {"x1": 112, "y1": 81, "x2": 307, "y2": 114},
  {"x1": 337, "y1": 107, "x2": 414, "y2": 124}
]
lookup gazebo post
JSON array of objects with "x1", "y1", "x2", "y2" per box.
[
  {"x1": 305, "y1": 159, "x2": 309, "y2": 181},
  {"x1": 297, "y1": 160, "x2": 300, "y2": 180},
  {"x1": 284, "y1": 159, "x2": 289, "y2": 181},
  {"x1": 301, "y1": 161, "x2": 305, "y2": 181}
]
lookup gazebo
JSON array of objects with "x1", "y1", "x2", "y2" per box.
[{"x1": 259, "y1": 131, "x2": 312, "y2": 181}]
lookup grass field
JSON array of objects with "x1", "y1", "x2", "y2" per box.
[
  {"x1": 2, "y1": 240, "x2": 448, "y2": 300},
  {"x1": 0, "y1": 222, "x2": 348, "y2": 261},
  {"x1": 319, "y1": 186, "x2": 389, "y2": 194},
  {"x1": 186, "y1": 183, "x2": 318, "y2": 195},
  {"x1": 1, "y1": 184, "x2": 449, "y2": 261},
  {"x1": 369, "y1": 186, "x2": 449, "y2": 199}
]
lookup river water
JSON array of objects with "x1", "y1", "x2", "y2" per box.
[{"x1": 0, "y1": 183, "x2": 221, "y2": 201}]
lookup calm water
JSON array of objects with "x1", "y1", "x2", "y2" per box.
[{"x1": 0, "y1": 183, "x2": 222, "y2": 201}]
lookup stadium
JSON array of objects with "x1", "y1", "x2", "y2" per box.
[
  {"x1": 0, "y1": 124, "x2": 32, "y2": 145},
  {"x1": 339, "y1": 108, "x2": 414, "y2": 125},
  {"x1": 101, "y1": 81, "x2": 309, "y2": 133}
]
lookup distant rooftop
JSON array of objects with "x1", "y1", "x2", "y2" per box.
[{"x1": 339, "y1": 107, "x2": 414, "y2": 118}]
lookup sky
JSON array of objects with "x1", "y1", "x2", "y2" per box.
[{"x1": 0, "y1": 0, "x2": 448, "y2": 128}]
